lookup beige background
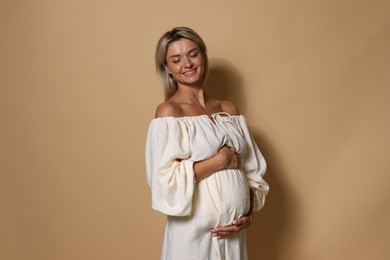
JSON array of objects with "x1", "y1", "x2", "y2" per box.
[{"x1": 1, "y1": 0, "x2": 389, "y2": 259}]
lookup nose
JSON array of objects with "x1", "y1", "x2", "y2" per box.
[{"x1": 184, "y1": 56, "x2": 193, "y2": 68}]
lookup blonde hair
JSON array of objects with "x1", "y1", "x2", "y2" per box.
[{"x1": 155, "y1": 27, "x2": 209, "y2": 100}]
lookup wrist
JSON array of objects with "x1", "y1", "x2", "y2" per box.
[{"x1": 214, "y1": 152, "x2": 227, "y2": 171}]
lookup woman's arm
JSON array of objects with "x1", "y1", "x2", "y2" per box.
[{"x1": 193, "y1": 146, "x2": 240, "y2": 182}]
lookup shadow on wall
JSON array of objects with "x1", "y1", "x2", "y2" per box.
[
  {"x1": 206, "y1": 58, "x2": 298, "y2": 260},
  {"x1": 206, "y1": 58, "x2": 247, "y2": 114},
  {"x1": 247, "y1": 129, "x2": 299, "y2": 260}
]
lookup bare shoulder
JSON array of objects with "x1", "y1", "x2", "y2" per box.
[
  {"x1": 218, "y1": 100, "x2": 240, "y2": 116},
  {"x1": 154, "y1": 101, "x2": 183, "y2": 118}
]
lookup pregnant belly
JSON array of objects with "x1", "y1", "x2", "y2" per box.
[{"x1": 203, "y1": 169, "x2": 250, "y2": 226}]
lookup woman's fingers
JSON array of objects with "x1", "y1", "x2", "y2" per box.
[
  {"x1": 218, "y1": 146, "x2": 241, "y2": 169},
  {"x1": 211, "y1": 225, "x2": 240, "y2": 238},
  {"x1": 210, "y1": 215, "x2": 253, "y2": 238}
]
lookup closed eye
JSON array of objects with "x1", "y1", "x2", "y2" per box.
[{"x1": 189, "y1": 51, "x2": 199, "y2": 57}]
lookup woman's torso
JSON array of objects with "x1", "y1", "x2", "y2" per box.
[{"x1": 172, "y1": 113, "x2": 250, "y2": 227}]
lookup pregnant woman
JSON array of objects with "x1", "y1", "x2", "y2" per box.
[{"x1": 146, "y1": 27, "x2": 269, "y2": 260}]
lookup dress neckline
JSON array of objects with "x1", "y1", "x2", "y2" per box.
[{"x1": 153, "y1": 112, "x2": 239, "y2": 121}]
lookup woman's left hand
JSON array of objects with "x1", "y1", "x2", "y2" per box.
[{"x1": 210, "y1": 213, "x2": 253, "y2": 239}]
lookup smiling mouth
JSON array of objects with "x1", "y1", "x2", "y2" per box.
[{"x1": 183, "y1": 69, "x2": 197, "y2": 76}]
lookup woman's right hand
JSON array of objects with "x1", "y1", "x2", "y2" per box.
[
  {"x1": 216, "y1": 146, "x2": 241, "y2": 170},
  {"x1": 193, "y1": 145, "x2": 241, "y2": 182}
]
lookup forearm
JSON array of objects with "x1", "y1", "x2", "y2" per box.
[
  {"x1": 193, "y1": 155, "x2": 224, "y2": 182},
  {"x1": 194, "y1": 146, "x2": 240, "y2": 182}
]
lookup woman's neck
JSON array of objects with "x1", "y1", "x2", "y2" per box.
[{"x1": 174, "y1": 85, "x2": 209, "y2": 107}]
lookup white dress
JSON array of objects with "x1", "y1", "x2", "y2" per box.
[{"x1": 145, "y1": 113, "x2": 269, "y2": 260}]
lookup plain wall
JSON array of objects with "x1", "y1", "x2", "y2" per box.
[{"x1": 1, "y1": 0, "x2": 389, "y2": 259}]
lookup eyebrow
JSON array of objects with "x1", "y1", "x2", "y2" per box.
[{"x1": 168, "y1": 47, "x2": 199, "y2": 59}]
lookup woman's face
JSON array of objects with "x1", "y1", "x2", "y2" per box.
[{"x1": 165, "y1": 38, "x2": 205, "y2": 87}]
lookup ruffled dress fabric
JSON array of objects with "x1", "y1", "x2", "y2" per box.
[{"x1": 145, "y1": 113, "x2": 269, "y2": 260}]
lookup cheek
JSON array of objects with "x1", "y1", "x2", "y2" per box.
[
  {"x1": 196, "y1": 58, "x2": 205, "y2": 68},
  {"x1": 171, "y1": 64, "x2": 182, "y2": 74},
  {"x1": 166, "y1": 65, "x2": 181, "y2": 78}
]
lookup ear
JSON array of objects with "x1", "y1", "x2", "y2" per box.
[{"x1": 164, "y1": 65, "x2": 172, "y2": 75}]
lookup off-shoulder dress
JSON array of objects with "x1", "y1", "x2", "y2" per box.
[{"x1": 145, "y1": 113, "x2": 269, "y2": 260}]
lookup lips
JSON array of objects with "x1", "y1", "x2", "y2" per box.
[{"x1": 183, "y1": 69, "x2": 196, "y2": 76}]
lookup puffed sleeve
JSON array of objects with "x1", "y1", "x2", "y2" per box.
[
  {"x1": 145, "y1": 118, "x2": 195, "y2": 216},
  {"x1": 238, "y1": 117, "x2": 269, "y2": 212}
]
